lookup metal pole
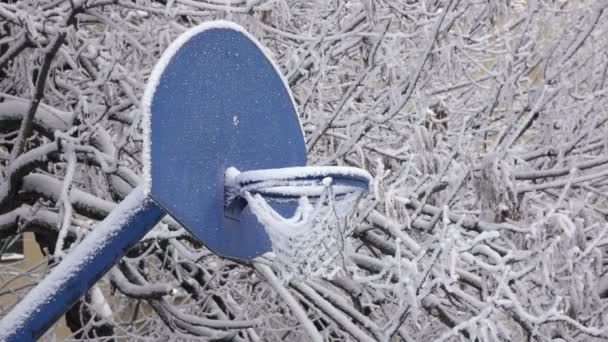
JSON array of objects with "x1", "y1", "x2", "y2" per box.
[{"x1": 0, "y1": 185, "x2": 165, "y2": 342}]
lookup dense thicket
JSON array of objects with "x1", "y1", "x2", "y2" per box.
[{"x1": 1, "y1": 1, "x2": 608, "y2": 340}]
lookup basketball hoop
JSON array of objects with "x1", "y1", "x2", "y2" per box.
[
  {"x1": 0, "y1": 21, "x2": 373, "y2": 341},
  {"x1": 226, "y1": 166, "x2": 371, "y2": 282}
]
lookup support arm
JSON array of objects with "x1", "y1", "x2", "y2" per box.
[{"x1": 0, "y1": 185, "x2": 165, "y2": 342}]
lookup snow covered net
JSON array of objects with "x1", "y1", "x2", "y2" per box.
[{"x1": 243, "y1": 178, "x2": 363, "y2": 283}]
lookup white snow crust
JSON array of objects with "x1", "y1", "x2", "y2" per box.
[
  {"x1": 236, "y1": 166, "x2": 372, "y2": 184},
  {"x1": 245, "y1": 186, "x2": 361, "y2": 283},
  {"x1": 0, "y1": 100, "x2": 74, "y2": 134},
  {"x1": 90, "y1": 286, "x2": 112, "y2": 319},
  {"x1": 141, "y1": 20, "x2": 304, "y2": 193},
  {"x1": 245, "y1": 184, "x2": 363, "y2": 198},
  {"x1": 235, "y1": 166, "x2": 371, "y2": 201},
  {"x1": 235, "y1": 166, "x2": 371, "y2": 282}
]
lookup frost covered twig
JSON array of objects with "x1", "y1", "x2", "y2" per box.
[{"x1": 2, "y1": 0, "x2": 608, "y2": 340}]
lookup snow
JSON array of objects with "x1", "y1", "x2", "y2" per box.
[
  {"x1": 224, "y1": 166, "x2": 240, "y2": 189},
  {"x1": 6, "y1": 2, "x2": 608, "y2": 339},
  {"x1": 90, "y1": 286, "x2": 112, "y2": 319},
  {"x1": 234, "y1": 166, "x2": 371, "y2": 200},
  {"x1": 0, "y1": 143, "x2": 57, "y2": 204},
  {"x1": 227, "y1": 165, "x2": 371, "y2": 281},
  {"x1": 53, "y1": 144, "x2": 77, "y2": 258},
  {"x1": 236, "y1": 166, "x2": 372, "y2": 184},
  {"x1": 291, "y1": 282, "x2": 377, "y2": 342},
  {"x1": 141, "y1": 20, "x2": 305, "y2": 193},
  {"x1": 109, "y1": 268, "x2": 173, "y2": 299},
  {"x1": 21, "y1": 173, "x2": 116, "y2": 215},
  {"x1": 254, "y1": 263, "x2": 324, "y2": 342},
  {"x1": 0, "y1": 253, "x2": 24, "y2": 262},
  {"x1": 0, "y1": 186, "x2": 149, "y2": 340},
  {"x1": 228, "y1": 166, "x2": 372, "y2": 199},
  {"x1": 0, "y1": 100, "x2": 74, "y2": 135},
  {"x1": 244, "y1": 181, "x2": 362, "y2": 282},
  {"x1": 244, "y1": 184, "x2": 363, "y2": 199}
]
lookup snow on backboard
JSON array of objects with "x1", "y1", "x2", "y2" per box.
[{"x1": 141, "y1": 21, "x2": 306, "y2": 260}]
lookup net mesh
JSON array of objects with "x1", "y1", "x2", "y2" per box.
[{"x1": 243, "y1": 180, "x2": 361, "y2": 283}]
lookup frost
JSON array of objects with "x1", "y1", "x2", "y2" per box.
[
  {"x1": 0, "y1": 187, "x2": 148, "y2": 340},
  {"x1": 90, "y1": 286, "x2": 112, "y2": 320},
  {"x1": 236, "y1": 166, "x2": 372, "y2": 184},
  {"x1": 2, "y1": 1, "x2": 608, "y2": 340},
  {"x1": 0, "y1": 100, "x2": 74, "y2": 135},
  {"x1": 243, "y1": 178, "x2": 363, "y2": 283}
]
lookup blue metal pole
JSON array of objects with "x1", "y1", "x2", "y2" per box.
[{"x1": 0, "y1": 185, "x2": 165, "y2": 342}]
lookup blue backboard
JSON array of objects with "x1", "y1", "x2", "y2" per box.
[{"x1": 142, "y1": 21, "x2": 306, "y2": 260}]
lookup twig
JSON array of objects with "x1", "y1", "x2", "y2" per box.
[{"x1": 9, "y1": 33, "x2": 65, "y2": 161}]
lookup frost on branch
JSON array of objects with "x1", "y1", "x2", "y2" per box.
[
  {"x1": 476, "y1": 153, "x2": 519, "y2": 223},
  {"x1": 2, "y1": 0, "x2": 608, "y2": 341}
]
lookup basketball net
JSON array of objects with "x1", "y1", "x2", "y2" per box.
[{"x1": 244, "y1": 178, "x2": 361, "y2": 283}]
